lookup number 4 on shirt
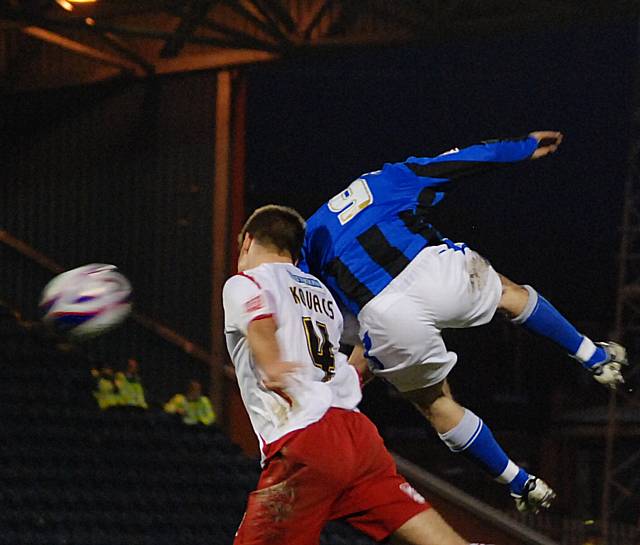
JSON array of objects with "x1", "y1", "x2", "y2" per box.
[{"x1": 302, "y1": 317, "x2": 335, "y2": 381}]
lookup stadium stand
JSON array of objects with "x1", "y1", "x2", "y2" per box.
[{"x1": 0, "y1": 303, "x2": 376, "y2": 545}]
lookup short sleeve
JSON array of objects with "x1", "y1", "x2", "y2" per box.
[{"x1": 222, "y1": 274, "x2": 274, "y2": 335}]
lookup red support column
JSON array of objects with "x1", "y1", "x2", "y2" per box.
[
  {"x1": 229, "y1": 69, "x2": 247, "y2": 267},
  {"x1": 211, "y1": 68, "x2": 258, "y2": 456},
  {"x1": 211, "y1": 69, "x2": 232, "y2": 430},
  {"x1": 228, "y1": 70, "x2": 259, "y2": 456}
]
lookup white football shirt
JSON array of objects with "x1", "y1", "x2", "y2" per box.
[{"x1": 223, "y1": 262, "x2": 361, "y2": 461}]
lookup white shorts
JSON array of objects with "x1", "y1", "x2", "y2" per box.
[{"x1": 358, "y1": 242, "x2": 502, "y2": 392}]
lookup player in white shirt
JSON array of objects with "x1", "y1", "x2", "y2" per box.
[
  {"x1": 223, "y1": 205, "x2": 483, "y2": 545},
  {"x1": 223, "y1": 249, "x2": 361, "y2": 453}
]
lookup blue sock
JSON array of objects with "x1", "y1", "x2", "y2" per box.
[
  {"x1": 439, "y1": 409, "x2": 530, "y2": 495},
  {"x1": 512, "y1": 285, "x2": 607, "y2": 369}
]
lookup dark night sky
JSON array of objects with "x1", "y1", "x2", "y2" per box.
[{"x1": 245, "y1": 20, "x2": 637, "y2": 325}]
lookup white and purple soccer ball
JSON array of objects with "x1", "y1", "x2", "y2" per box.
[{"x1": 39, "y1": 264, "x2": 132, "y2": 340}]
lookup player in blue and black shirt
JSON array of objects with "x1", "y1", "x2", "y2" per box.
[{"x1": 301, "y1": 131, "x2": 628, "y2": 513}]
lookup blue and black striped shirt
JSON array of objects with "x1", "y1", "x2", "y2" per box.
[{"x1": 300, "y1": 136, "x2": 539, "y2": 316}]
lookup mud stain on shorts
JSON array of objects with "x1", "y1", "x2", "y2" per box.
[
  {"x1": 466, "y1": 252, "x2": 491, "y2": 293},
  {"x1": 255, "y1": 478, "x2": 297, "y2": 522}
]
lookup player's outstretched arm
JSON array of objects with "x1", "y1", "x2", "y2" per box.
[
  {"x1": 528, "y1": 131, "x2": 563, "y2": 159},
  {"x1": 247, "y1": 317, "x2": 299, "y2": 391},
  {"x1": 403, "y1": 131, "x2": 561, "y2": 186}
]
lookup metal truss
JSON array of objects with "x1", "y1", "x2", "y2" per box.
[
  {"x1": 1, "y1": 0, "x2": 639, "y2": 87},
  {"x1": 602, "y1": 19, "x2": 640, "y2": 542}
]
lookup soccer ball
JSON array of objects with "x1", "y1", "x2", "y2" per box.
[{"x1": 39, "y1": 264, "x2": 132, "y2": 340}]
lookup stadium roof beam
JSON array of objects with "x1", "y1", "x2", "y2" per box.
[
  {"x1": 198, "y1": 17, "x2": 281, "y2": 52},
  {"x1": 93, "y1": 29, "x2": 156, "y2": 75},
  {"x1": 20, "y1": 24, "x2": 144, "y2": 75},
  {"x1": 224, "y1": 0, "x2": 291, "y2": 46},
  {"x1": 160, "y1": 0, "x2": 217, "y2": 58},
  {"x1": 1, "y1": 2, "x2": 640, "y2": 91},
  {"x1": 248, "y1": 0, "x2": 295, "y2": 38},
  {"x1": 298, "y1": 0, "x2": 334, "y2": 41},
  {"x1": 153, "y1": 48, "x2": 275, "y2": 75},
  {"x1": 5, "y1": 11, "x2": 260, "y2": 48}
]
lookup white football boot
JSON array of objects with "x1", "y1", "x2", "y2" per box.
[
  {"x1": 511, "y1": 476, "x2": 556, "y2": 514},
  {"x1": 591, "y1": 341, "x2": 628, "y2": 390}
]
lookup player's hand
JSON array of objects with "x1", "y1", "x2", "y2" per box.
[
  {"x1": 262, "y1": 360, "x2": 301, "y2": 391},
  {"x1": 348, "y1": 343, "x2": 374, "y2": 387},
  {"x1": 528, "y1": 131, "x2": 563, "y2": 159}
]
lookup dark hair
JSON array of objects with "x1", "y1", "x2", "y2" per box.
[{"x1": 239, "y1": 205, "x2": 306, "y2": 262}]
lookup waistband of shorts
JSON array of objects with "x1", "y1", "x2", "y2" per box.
[
  {"x1": 262, "y1": 408, "x2": 356, "y2": 462},
  {"x1": 361, "y1": 242, "x2": 466, "y2": 309}
]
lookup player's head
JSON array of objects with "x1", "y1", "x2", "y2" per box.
[{"x1": 237, "y1": 205, "x2": 306, "y2": 271}]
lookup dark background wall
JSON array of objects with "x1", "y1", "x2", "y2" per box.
[{"x1": 0, "y1": 72, "x2": 218, "y2": 402}]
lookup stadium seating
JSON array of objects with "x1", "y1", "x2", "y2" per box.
[{"x1": 0, "y1": 304, "x2": 376, "y2": 545}]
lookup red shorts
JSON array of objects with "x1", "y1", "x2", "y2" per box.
[{"x1": 234, "y1": 408, "x2": 430, "y2": 545}]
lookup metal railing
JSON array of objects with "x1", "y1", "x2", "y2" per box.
[{"x1": 394, "y1": 454, "x2": 560, "y2": 545}]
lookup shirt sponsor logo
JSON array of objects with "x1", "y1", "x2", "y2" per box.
[
  {"x1": 399, "y1": 483, "x2": 426, "y2": 504},
  {"x1": 245, "y1": 295, "x2": 264, "y2": 313},
  {"x1": 288, "y1": 271, "x2": 323, "y2": 289}
]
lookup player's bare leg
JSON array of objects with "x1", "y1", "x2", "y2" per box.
[
  {"x1": 497, "y1": 273, "x2": 628, "y2": 389},
  {"x1": 390, "y1": 508, "x2": 468, "y2": 545},
  {"x1": 402, "y1": 379, "x2": 463, "y2": 434},
  {"x1": 495, "y1": 274, "x2": 528, "y2": 318}
]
